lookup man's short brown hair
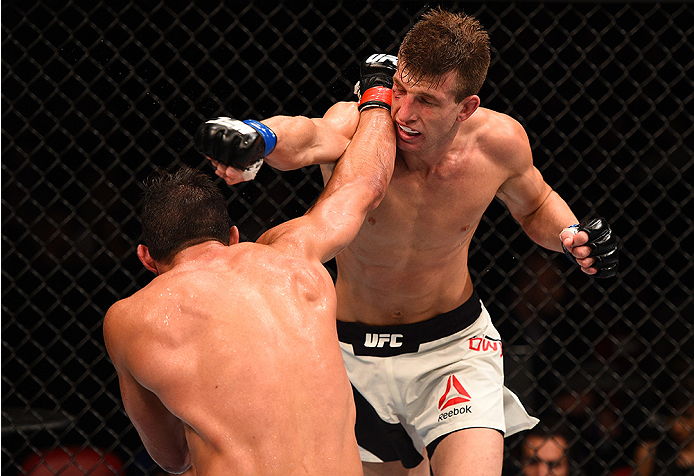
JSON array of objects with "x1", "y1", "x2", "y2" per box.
[{"x1": 398, "y1": 7, "x2": 490, "y2": 102}]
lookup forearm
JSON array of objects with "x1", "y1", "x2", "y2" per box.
[
  {"x1": 257, "y1": 54, "x2": 397, "y2": 262},
  {"x1": 518, "y1": 189, "x2": 578, "y2": 252},
  {"x1": 268, "y1": 107, "x2": 394, "y2": 263},
  {"x1": 316, "y1": 107, "x2": 395, "y2": 214},
  {"x1": 262, "y1": 109, "x2": 355, "y2": 170},
  {"x1": 258, "y1": 101, "x2": 358, "y2": 171},
  {"x1": 256, "y1": 108, "x2": 394, "y2": 262}
]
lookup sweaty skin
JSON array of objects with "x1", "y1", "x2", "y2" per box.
[
  {"x1": 105, "y1": 108, "x2": 395, "y2": 476},
  {"x1": 332, "y1": 69, "x2": 583, "y2": 325},
  {"x1": 215, "y1": 69, "x2": 585, "y2": 326},
  {"x1": 210, "y1": 67, "x2": 594, "y2": 475},
  {"x1": 344, "y1": 71, "x2": 594, "y2": 326},
  {"x1": 105, "y1": 243, "x2": 358, "y2": 476}
]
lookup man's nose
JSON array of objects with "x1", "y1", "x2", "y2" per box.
[{"x1": 394, "y1": 96, "x2": 416, "y2": 123}]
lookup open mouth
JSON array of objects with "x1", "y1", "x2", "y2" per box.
[{"x1": 397, "y1": 123, "x2": 421, "y2": 136}]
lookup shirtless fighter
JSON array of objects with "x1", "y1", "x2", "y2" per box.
[
  {"x1": 103, "y1": 104, "x2": 395, "y2": 475},
  {"x1": 197, "y1": 8, "x2": 618, "y2": 476}
]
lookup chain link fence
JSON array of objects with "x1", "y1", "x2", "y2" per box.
[{"x1": 2, "y1": 1, "x2": 692, "y2": 475}]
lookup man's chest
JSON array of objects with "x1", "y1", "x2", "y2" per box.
[{"x1": 368, "y1": 160, "x2": 503, "y2": 237}]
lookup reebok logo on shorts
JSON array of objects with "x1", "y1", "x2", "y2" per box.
[
  {"x1": 438, "y1": 375, "x2": 472, "y2": 421},
  {"x1": 438, "y1": 375, "x2": 471, "y2": 410}
]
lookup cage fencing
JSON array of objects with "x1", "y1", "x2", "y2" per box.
[{"x1": 2, "y1": 1, "x2": 693, "y2": 475}]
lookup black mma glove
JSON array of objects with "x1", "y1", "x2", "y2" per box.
[
  {"x1": 354, "y1": 53, "x2": 398, "y2": 112},
  {"x1": 194, "y1": 118, "x2": 277, "y2": 180},
  {"x1": 562, "y1": 217, "x2": 619, "y2": 278}
]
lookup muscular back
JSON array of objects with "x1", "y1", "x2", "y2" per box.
[
  {"x1": 333, "y1": 108, "x2": 530, "y2": 325},
  {"x1": 106, "y1": 244, "x2": 360, "y2": 475}
]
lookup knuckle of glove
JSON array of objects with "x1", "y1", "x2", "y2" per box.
[
  {"x1": 226, "y1": 131, "x2": 265, "y2": 170},
  {"x1": 579, "y1": 217, "x2": 619, "y2": 277},
  {"x1": 360, "y1": 72, "x2": 394, "y2": 91},
  {"x1": 360, "y1": 54, "x2": 397, "y2": 93},
  {"x1": 363, "y1": 53, "x2": 398, "y2": 76},
  {"x1": 358, "y1": 54, "x2": 397, "y2": 112},
  {"x1": 194, "y1": 122, "x2": 217, "y2": 158},
  {"x1": 592, "y1": 247, "x2": 619, "y2": 268},
  {"x1": 594, "y1": 260, "x2": 618, "y2": 278},
  {"x1": 195, "y1": 119, "x2": 265, "y2": 170}
]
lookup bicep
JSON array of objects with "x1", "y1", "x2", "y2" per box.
[
  {"x1": 118, "y1": 369, "x2": 170, "y2": 433},
  {"x1": 497, "y1": 165, "x2": 552, "y2": 221},
  {"x1": 491, "y1": 117, "x2": 551, "y2": 220},
  {"x1": 118, "y1": 367, "x2": 190, "y2": 472},
  {"x1": 263, "y1": 102, "x2": 359, "y2": 170},
  {"x1": 105, "y1": 310, "x2": 189, "y2": 472}
]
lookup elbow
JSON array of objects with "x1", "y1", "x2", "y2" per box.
[
  {"x1": 363, "y1": 173, "x2": 389, "y2": 213},
  {"x1": 368, "y1": 155, "x2": 394, "y2": 210},
  {"x1": 150, "y1": 444, "x2": 191, "y2": 475},
  {"x1": 159, "y1": 455, "x2": 191, "y2": 475},
  {"x1": 336, "y1": 163, "x2": 390, "y2": 215}
]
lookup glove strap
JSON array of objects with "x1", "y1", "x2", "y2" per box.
[
  {"x1": 358, "y1": 87, "x2": 392, "y2": 112},
  {"x1": 243, "y1": 119, "x2": 277, "y2": 156}
]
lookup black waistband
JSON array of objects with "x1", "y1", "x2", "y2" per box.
[{"x1": 337, "y1": 290, "x2": 482, "y2": 357}]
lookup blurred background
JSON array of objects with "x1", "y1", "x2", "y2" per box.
[{"x1": 2, "y1": 1, "x2": 692, "y2": 475}]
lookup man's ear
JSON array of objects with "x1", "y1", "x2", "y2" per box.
[
  {"x1": 137, "y1": 244, "x2": 159, "y2": 274},
  {"x1": 456, "y1": 95, "x2": 481, "y2": 122},
  {"x1": 229, "y1": 226, "x2": 240, "y2": 245}
]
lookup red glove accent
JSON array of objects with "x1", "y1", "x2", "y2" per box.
[{"x1": 358, "y1": 87, "x2": 392, "y2": 112}]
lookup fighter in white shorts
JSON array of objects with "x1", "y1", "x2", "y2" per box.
[{"x1": 337, "y1": 290, "x2": 539, "y2": 468}]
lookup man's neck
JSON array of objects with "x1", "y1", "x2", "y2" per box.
[
  {"x1": 397, "y1": 142, "x2": 460, "y2": 176},
  {"x1": 159, "y1": 241, "x2": 228, "y2": 274}
]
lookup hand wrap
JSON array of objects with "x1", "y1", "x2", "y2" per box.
[
  {"x1": 194, "y1": 117, "x2": 277, "y2": 180},
  {"x1": 562, "y1": 217, "x2": 619, "y2": 278},
  {"x1": 354, "y1": 53, "x2": 398, "y2": 112}
]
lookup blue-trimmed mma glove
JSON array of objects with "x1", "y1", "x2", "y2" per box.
[
  {"x1": 194, "y1": 117, "x2": 277, "y2": 181},
  {"x1": 562, "y1": 218, "x2": 619, "y2": 278},
  {"x1": 354, "y1": 53, "x2": 398, "y2": 112}
]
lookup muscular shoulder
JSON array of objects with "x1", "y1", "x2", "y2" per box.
[
  {"x1": 104, "y1": 278, "x2": 179, "y2": 347},
  {"x1": 472, "y1": 108, "x2": 528, "y2": 145},
  {"x1": 233, "y1": 242, "x2": 333, "y2": 302},
  {"x1": 473, "y1": 108, "x2": 532, "y2": 172},
  {"x1": 103, "y1": 294, "x2": 142, "y2": 365}
]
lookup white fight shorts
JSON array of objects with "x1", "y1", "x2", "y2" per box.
[{"x1": 337, "y1": 290, "x2": 539, "y2": 468}]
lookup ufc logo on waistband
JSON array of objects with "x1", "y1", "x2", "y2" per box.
[{"x1": 364, "y1": 333, "x2": 403, "y2": 348}]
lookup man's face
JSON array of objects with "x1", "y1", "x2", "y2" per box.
[
  {"x1": 391, "y1": 66, "x2": 465, "y2": 155},
  {"x1": 521, "y1": 435, "x2": 569, "y2": 476}
]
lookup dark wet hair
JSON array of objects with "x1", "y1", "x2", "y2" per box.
[
  {"x1": 139, "y1": 166, "x2": 231, "y2": 263},
  {"x1": 398, "y1": 7, "x2": 490, "y2": 102}
]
